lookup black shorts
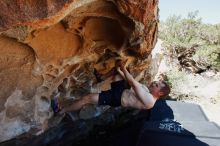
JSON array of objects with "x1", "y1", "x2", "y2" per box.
[{"x1": 98, "y1": 80, "x2": 130, "y2": 107}]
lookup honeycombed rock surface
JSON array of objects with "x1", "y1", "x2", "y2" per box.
[{"x1": 0, "y1": 0, "x2": 159, "y2": 142}]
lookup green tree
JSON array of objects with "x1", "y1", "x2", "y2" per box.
[{"x1": 159, "y1": 11, "x2": 220, "y2": 70}]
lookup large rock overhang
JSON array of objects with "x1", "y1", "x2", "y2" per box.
[{"x1": 0, "y1": 0, "x2": 158, "y2": 142}]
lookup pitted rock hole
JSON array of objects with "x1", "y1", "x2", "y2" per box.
[{"x1": 84, "y1": 17, "x2": 125, "y2": 48}]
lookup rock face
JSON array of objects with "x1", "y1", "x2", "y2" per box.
[{"x1": 0, "y1": 0, "x2": 159, "y2": 142}]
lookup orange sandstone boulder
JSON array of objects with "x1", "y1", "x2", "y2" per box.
[{"x1": 0, "y1": 0, "x2": 159, "y2": 141}]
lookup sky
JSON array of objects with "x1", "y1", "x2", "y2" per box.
[{"x1": 159, "y1": 0, "x2": 220, "y2": 24}]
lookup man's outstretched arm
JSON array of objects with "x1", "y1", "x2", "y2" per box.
[{"x1": 118, "y1": 61, "x2": 156, "y2": 109}]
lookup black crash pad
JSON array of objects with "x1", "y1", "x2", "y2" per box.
[{"x1": 137, "y1": 100, "x2": 220, "y2": 146}]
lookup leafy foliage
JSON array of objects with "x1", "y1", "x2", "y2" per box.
[{"x1": 159, "y1": 11, "x2": 220, "y2": 70}]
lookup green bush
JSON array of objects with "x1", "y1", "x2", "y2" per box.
[
  {"x1": 159, "y1": 11, "x2": 220, "y2": 70},
  {"x1": 193, "y1": 45, "x2": 220, "y2": 70}
]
